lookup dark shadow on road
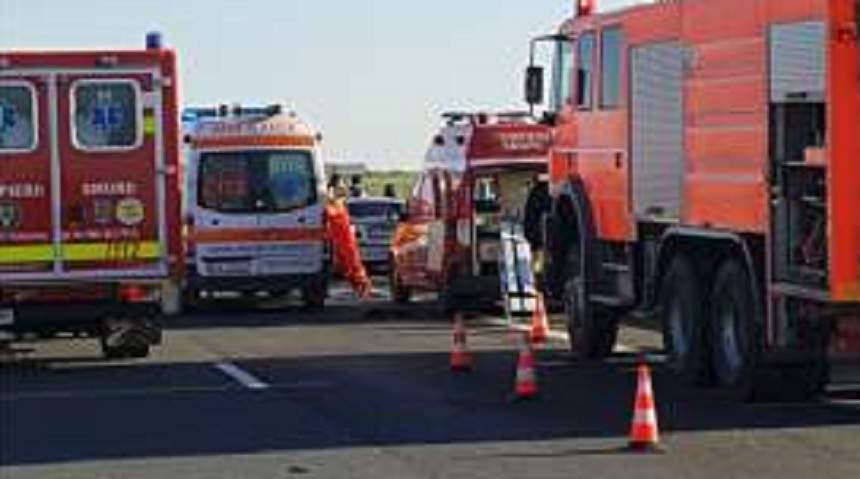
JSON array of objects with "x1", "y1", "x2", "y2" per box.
[{"x1": 2, "y1": 346, "x2": 858, "y2": 467}]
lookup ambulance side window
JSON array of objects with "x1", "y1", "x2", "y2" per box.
[
  {"x1": 0, "y1": 83, "x2": 37, "y2": 153},
  {"x1": 72, "y1": 80, "x2": 142, "y2": 151}
]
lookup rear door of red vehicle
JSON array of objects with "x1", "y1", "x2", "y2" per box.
[
  {"x1": 3, "y1": 65, "x2": 167, "y2": 281},
  {"x1": 0, "y1": 75, "x2": 53, "y2": 276},
  {"x1": 56, "y1": 70, "x2": 167, "y2": 278}
]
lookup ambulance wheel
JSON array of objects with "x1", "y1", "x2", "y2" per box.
[
  {"x1": 660, "y1": 256, "x2": 711, "y2": 385},
  {"x1": 99, "y1": 319, "x2": 152, "y2": 360},
  {"x1": 100, "y1": 335, "x2": 151, "y2": 360}
]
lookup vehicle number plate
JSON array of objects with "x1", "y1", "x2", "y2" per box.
[{"x1": 0, "y1": 308, "x2": 14, "y2": 327}]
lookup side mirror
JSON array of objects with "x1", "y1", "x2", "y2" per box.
[{"x1": 525, "y1": 66, "x2": 545, "y2": 106}]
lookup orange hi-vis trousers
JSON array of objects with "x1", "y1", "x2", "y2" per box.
[{"x1": 326, "y1": 200, "x2": 372, "y2": 298}]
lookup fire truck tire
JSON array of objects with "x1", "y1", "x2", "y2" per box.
[
  {"x1": 660, "y1": 256, "x2": 711, "y2": 385},
  {"x1": 708, "y1": 259, "x2": 759, "y2": 398},
  {"x1": 557, "y1": 180, "x2": 617, "y2": 358},
  {"x1": 563, "y1": 247, "x2": 618, "y2": 358},
  {"x1": 704, "y1": 259, "x2": 826, "y2": 402}
]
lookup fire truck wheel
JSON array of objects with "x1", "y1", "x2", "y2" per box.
[
  {"x1": 708, "y1": 259, "x2": 760, "y2": 398},
  {"x1": 563, "y1": 248, "x2": 618, "y2": 358},
  {"x1": 660, "y1": 256, "x2": 711, "y2": 385}
]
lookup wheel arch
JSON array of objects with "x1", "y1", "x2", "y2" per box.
[
  {"x1": 548, "y1": 178, "x2": 602, "y2": 288},
  {"x1": 653, "y1": 227, "x2": 765, "y2": 320}
]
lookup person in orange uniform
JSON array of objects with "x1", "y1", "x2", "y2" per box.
[{"x1": 326, "y1": 175, "x2": 372, "y2": 299}]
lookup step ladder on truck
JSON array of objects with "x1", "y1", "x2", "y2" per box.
[
  {"x1": 525, "y1": 0, "x2": 859, "y2": 400},
  {"x1": 0, "y1": 33, "x2": 183, "y2": 359}
]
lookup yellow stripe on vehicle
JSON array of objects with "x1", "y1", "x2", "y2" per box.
[
  {"x1": 62, "y1": 241, "x2": 163, "y2": 262},
  {"x1": 143, "y1": 115, "x2": 157, "y2": 135},
  {"x1": 0, "y1": 244, "x2": 55, "y2": 264},
  {"x1": 0, "y1": 241, "x2": 162, "y2": 264}
]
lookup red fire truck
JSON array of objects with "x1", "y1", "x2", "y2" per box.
[
  {"x1": 391, "y1": 112, "x2": 550, "y2": 310},
  {"x1": 525, "y1": 0, "x2": 859, "y2": 399},
  {"x1": 0, "y1": 34, "x2": 182, "y2": 358}
]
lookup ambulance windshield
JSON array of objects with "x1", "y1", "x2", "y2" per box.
[{"x1": 199, "y1": 150, "x2": 317, "y2": 213}]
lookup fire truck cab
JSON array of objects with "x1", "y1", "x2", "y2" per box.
[
  {"x1": 390, "y1": 112, "x2": 550, "y2": 310},
  {"x1": 0, "y1": 34, "x2": 182, "y2": 358},
  {"x1": 525, "y1": 0, "x2": 859, "y2": 399},
  {"x1": 183, "y1": 105, "x2": 329, "y2": 308}
]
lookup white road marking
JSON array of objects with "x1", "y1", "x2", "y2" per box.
[{"x1": 214, "y1": 362, "x2": 269, "y2": 390}]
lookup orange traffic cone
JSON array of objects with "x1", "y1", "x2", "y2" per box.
[
  {"x1": 628, "y1": 357, "x2": 663, "y2": 452},
  {"x1": 529, "y1": 293, "x2": 550, "y2": 345},
  {"x1": 450, "y1": 312, "x2": 473, "y2": 372},
  {"x1": 512, "y1": 334, "x2": 539, "y2": 400}
]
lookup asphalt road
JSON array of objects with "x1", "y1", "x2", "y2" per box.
[{"x1": 2, "y1": 284, "x2": 859, "y2": 479}]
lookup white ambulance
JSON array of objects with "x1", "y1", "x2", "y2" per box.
[{"x1": 183, "y1": 105, "x2": 329, "y2": 308}]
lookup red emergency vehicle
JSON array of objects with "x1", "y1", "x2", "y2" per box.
[
  {"x1": 390, "y1": 112, "x2": 550, "y2": 310},
  {"x1": 0, "y1": 34, "x2": 182, "y2": 358},
  {"x1": 525, "y1": 0, "x2": 859, "y2": 399}
]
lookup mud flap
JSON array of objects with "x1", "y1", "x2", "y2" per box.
[{"x1": 499, "y1": 221, "x2": 537, "y2": 324}]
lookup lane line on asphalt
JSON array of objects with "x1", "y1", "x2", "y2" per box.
[{"x1": 213, "y1": 362, "x2": 270, "y2": 390}]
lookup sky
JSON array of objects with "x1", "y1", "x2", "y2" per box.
[{"x1": 1, "y1": 0, "x2": 650, "y2": 170}]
